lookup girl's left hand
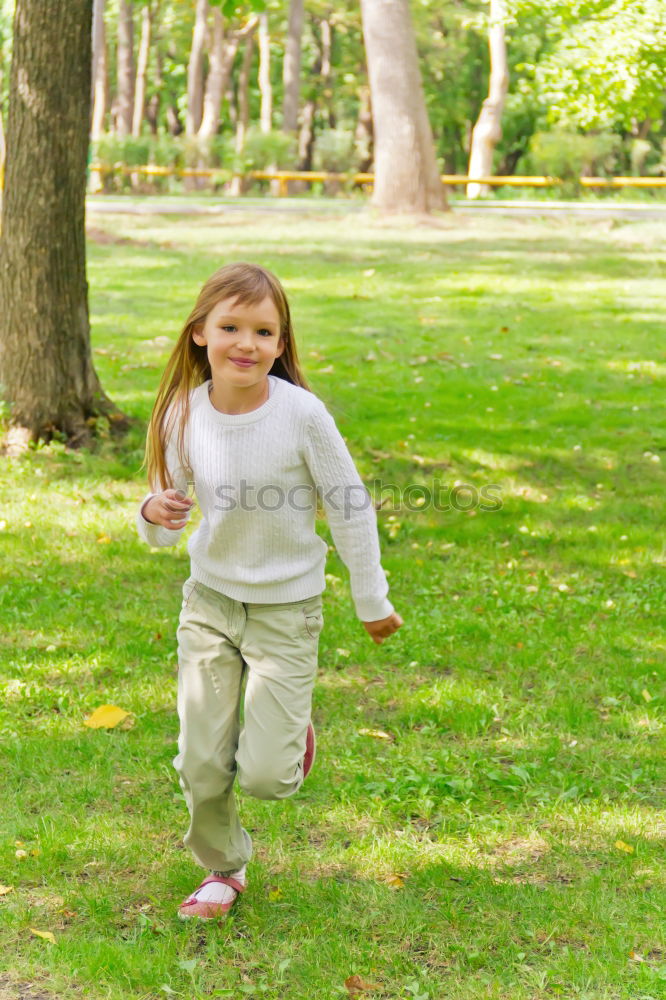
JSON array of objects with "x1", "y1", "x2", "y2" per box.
[{"x1": 363, "y1": 612, "x2": 404, "y2": 645}]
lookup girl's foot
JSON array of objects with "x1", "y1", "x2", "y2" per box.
[{"x1": 177, "y1": 866, "x2": 247, "y2": 920}]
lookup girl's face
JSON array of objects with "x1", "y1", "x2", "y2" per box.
[{"x1": 193, "y1": 294, "x2": 284, "y2": 389}]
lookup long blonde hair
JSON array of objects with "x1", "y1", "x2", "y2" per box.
[{"x1": 142, "y1": 262, "x2": 310, "y2": 492}]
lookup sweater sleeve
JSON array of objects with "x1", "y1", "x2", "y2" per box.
[
  {"x1": 303, "y1": 401, "x2": 394, "y2": 622},
  {"x1": 136, "y1": 420, "x2": 191, "y2": 548}
]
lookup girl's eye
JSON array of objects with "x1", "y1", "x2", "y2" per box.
[{"x1": 220, "y1": 325, "x2": 272, "y2": 336}]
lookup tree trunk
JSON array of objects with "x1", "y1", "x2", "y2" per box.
[
  {"x1": 282, "y1": 0, "x2": 303, "y2": 135},
  {"x1": 89, "y1": 0, "x2": 107, "y2": 191},
  {"x1": 297, "y1": 25, "x2": 321, "y2": 173},
  {"x1": 354, "y1": 83, "x2": 373, "y2": 173},
  {"x1": 132, "y1": 2, "x2": 151, "y2": 136},
  {"x1": 0, "y1": 0, "x2": 128, "y2": 453},
  {"x1": 320, "y1": 18, "x2": 335, "y2": 129},
  {"x1": 360, "y1": 0, "x2": 445, "y2": 214},
  {"x1": 297, "y1": 100, "x2": 315, "y2": 172},
  {"x1": 199, "y1": 9, "x2": 231, "y2": 141},
  {"x1": 186, "y1": 0, "x2": 208, "y2": 136},
  {"x1": 91, "y1": 0, "x2": 107, "y2": 139},
  {"x1": 116, "y1": 0, "x2": 134, "y2": 136},
  {"x1": 258, "y1": 11, "x2": 272, "y2": 133},
  {"x1": 467, "y1": 0, "x2": 508, "y2": 198},
  {"x1": 200, "y1": 14, "x2": 258, "y2": 141},
  {"x1": 146, "y1": 35, "x2": 161, "y2": 135},
  {"x1": 229, "y1": 34, "x2": 253, "y2": 196},
  {"x1": 0, "y1": 64, "x2": 6, "y2": 190}
]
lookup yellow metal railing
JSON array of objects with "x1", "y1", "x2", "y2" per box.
[{"x1": 83, "y1": 164, "x2": 666, "y2": 195}]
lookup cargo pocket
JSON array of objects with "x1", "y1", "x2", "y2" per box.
[
  {"x1": 181, "y1": 578, "x2": 200, "y2": 611},
  {"x1": 302, "y1": 607, "x2": 324, "y2": 640}
]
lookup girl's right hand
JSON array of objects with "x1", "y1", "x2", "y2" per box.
[{"x1": 142, "y1": 489, "x2": 194, "y2": 529}]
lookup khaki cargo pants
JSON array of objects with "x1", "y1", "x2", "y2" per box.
[{"x1": 172, "y1": 577, "x2": 324, "y2": 875}]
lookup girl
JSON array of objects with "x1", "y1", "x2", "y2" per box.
[{"x1": 137, "y1": 262, "x2": 402, "y2": 920}]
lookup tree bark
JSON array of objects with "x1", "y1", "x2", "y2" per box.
[
  {"x1": 320, "y1": 18, "x2": 335, "y2": 129},
  {"x1": 132, "y1": 1, "x2": 151, "y2": 136},
  {"x1": 297, "y1": 22, "x2": 322, "y2": 173},
  {"x1": 235, "y1": 34, "x2": 253, "y2": 155},
  {"x1": 282, "y1": 0, "x2": 304, "y2": 135},
  {"x1": 360, "y1": 0, "x2": 445, "y2": 214},
  {"x1": 467, "y1": 0, "x2": 508, "y2": 198},
  {"x1": 354, "y1": 83, "x2": 373, "y2": 173},
  {"x1": 0, "y1": 64, "x2": 6, "y2": 190},
  {"x1": 199, "y1": 13, "x2": 258, "y2": 141},
  {"x1": 229, "y1": 34, "x2": 254, "y2": 195},
  {"x1": 116, "y1": 0, "x2": 134, "y2": 136},
  {"x1": 186, "y1": 0, "x2": 208, "y2": 136},
  {"x1": 258, "y1": 11, "x2": 272, "y2": 133},
  {"x1": 0, "y1": 0, "x2": 128, "y2": 452},
  {"x1": 91, "y1": 0, "x2": 107, "y2": 139},
  {"x1": 199, "y1": 9, "x2": 231, "y2": 141}
]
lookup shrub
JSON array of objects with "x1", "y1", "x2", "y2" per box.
[
  {"x1": 520, "y1": 129, "x2": 622, "y2": 195},
  {"x1": 312, "y1": 129, "x2": 356, "y2": 173},
  {"x1": 236, "y1": 129, "x2": 298, "y2": 172}
]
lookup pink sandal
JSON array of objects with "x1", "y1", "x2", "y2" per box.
[
  {"x1": 303, "y1": 721, "x2": 316, "y2": 780},
  {"x1": 177, "y1": 874, "x2": 246, "y2": 920}
]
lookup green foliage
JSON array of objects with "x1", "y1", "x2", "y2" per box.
[
  {"x1": 236, "y1": 127, "x2": 298, "y2": 171},
  {"x1": 517, "y1": 0, "x2": 666, "y2": 131},
  {"x1": 312, "y1": 128, "x2": 356, "y2": 172},
  {"x1": 522, "y1": 128, "x2": 622, "y2": 194}
]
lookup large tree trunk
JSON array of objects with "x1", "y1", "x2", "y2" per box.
[
  {"x1": 0, "y1": 0, "x2": 128, "y2": 453},
  {"x1": 282, "y1": 0, "x2": 303, "y2": 135},
  {"x1": 258, "y1": 12, "x2": 272, "y2": 133},
  {"x1": 116, "y1": 0, "x2": 134, "y2": 135},
  {"x1": 467, "y1": 0, "x2": 508, "y2": 199},
  {"x1": 132, "y1": 1, "x2": 151, "y2": 136},
  {"x1": 186, "y1": 0, "x2": 208, "y2": 136},
  {"x1": 360, "y1": 0, "x2": 445, "y2": 214},
  {"x1": 0, "y1": 68, "x2": 5, "y2": 189}
]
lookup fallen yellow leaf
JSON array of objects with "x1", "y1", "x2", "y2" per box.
[
  {"x1": 0, "y1": 886, "x2": 14, "y2": 895},
  {"x1": 30, "y1": 928, "x2": 56, "y2": 943},
  {"x1": 83, "y1": 705, "x2": 131, "y2": 729},
  {"x1": 268, "y1": 887, "x2": 282, "y2": 902},
  {"x1": 641, "y1": 689, "x2": 652, "y2": 702},
  {"x1": 615, "y1": 840, "x2": 634, "y2": 854},
  {"x1": 96, "y1": 534, "x2": 112, "y2": 544},
  {"x1": 358, "y1": 728, "x2": 394, "y2": 742},
  {"x1": 629, "y1": 950, "x2": 646, "y2": 963},
  {"x1": 383, "y1": 873, "x2": 407, "y2": 889},
  {"x1": 345, "y1": 974, "x2": 380, "y2": 994}
]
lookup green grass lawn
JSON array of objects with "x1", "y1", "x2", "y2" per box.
[{"x1": 0, "y1": 205, "x2": 664, "y2": 1000}]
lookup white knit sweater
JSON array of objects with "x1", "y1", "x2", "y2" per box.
[{"x1": 136, "y1": 375, "x2": 394, "y2": 622}]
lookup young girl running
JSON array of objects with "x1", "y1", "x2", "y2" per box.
[{"x1": 137, "y1": 262, "x2": 402, "y2": 920}]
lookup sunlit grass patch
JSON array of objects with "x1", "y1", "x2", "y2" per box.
[{"x1": 0, "y1": 208, "x2": 664, "y2": 999}]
